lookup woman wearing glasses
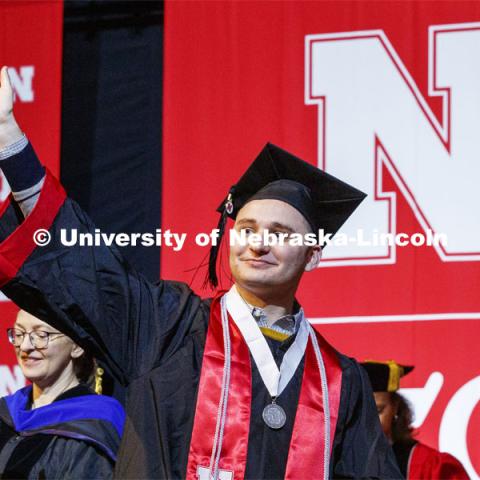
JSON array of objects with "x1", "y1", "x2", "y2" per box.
[{"x1": 0, "y1": 310, "x2": 125, "y2": 479}]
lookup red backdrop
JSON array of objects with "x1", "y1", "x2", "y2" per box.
[
  {"x1": 164, "y1": 1, "x2": 480, "y2": 477},
  {"x1": 0, "y1": 1, "x2": 63, "y2": 394}
]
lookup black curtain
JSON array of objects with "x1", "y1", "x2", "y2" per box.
[{"x1": 61, "y1": 1, "x2": 163, "y2": 283}]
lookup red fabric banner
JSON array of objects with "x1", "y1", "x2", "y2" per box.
[
  {"x1": 163, "y1": 2, "x2": 480, "y2": 478},
  {"x1": 0, "y1": 1, "x2": 63, "y2": 394}
]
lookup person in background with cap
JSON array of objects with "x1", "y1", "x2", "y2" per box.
[
  {"x1": 0, "y1": 66, "x2": 401, "y2": 479},
  {"x1": 361, "y1": 360, "x2": 469, "y2": 480}
]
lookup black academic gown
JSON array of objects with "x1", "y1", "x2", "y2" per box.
[
  {"x1": 0, "y1": 150, "x2": 401, "y2": 479},
  {"x1": 0, "y1": 385, "x2": 120, "y2": 479}
]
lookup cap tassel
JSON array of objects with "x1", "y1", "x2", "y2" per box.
[
  {"x1": 204, "y1": 192, "x2": 233, "y2": 290},
  {"x1": 95, "y1": 366, "x2": 104, "y2": 395}
]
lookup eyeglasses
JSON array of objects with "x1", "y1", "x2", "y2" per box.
[{"x1": 6, "y1": 328, "x2": 65, "y2": 349}]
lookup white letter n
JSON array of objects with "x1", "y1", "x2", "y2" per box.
[{"x1": 305, "y1": 23, "x2": 480, "y2": 266}]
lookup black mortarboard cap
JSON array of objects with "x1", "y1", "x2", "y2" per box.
[
  {"x1": 361, "y1": 360, "x2": 414, "y2": 392},
  {"x1": 206, "y1": 143, "x2": 367, "y2": 288}
]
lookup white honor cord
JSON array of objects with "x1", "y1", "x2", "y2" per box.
[
  {"x1": 213, "y1": 290, "x2": 331, "y2": 480},
  {"x1": 225, "y1": 286, "x2": 309, "y2": 398},
  {"x1": 309, "y1": 324, "x2": 331, "y2": 480},
  {"x1": 209, "y1": 295, "x2": 231, "y2": 480}
]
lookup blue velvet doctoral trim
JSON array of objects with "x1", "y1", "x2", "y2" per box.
[{"x1": 4, "y1": 385, "x2": 125, "y2": 437}]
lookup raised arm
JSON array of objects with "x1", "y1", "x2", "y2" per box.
[{"x1": 0, "y1": 66, "x2": 206, "y2": 385}]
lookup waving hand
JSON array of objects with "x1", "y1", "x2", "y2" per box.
[{"x1": 0, "y1": 66, "x2": 23, "y2": 148}]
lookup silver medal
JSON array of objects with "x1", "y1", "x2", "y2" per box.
[{"x1": 262, "y1": 402, "x2": 287, "y2": 429}]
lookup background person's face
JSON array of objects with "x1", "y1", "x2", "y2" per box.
[
  {"x1": 229, "y1": 199, "x2": 318, "y2": 295},
  {"x1": 14, "y1": 310, "x2": 80, "y2": 388},
  {"x1": 373, "y1": 391, "x2": 398, "y2": 442}
]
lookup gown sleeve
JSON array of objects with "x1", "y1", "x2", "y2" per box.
[
  {"x1": 331, "y1": 356, "x2": 404, "y2": 479},
  {"x1": 0, "y1": 144, "x2": 206, "y2": 386}
]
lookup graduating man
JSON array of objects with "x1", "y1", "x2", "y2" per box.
[{"x1": 0, "y1": 66, "x2": 400, "y2": 479}]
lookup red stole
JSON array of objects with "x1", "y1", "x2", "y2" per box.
[{"x1": 186, "y1": 293, "x2": 343, "y2": 479}]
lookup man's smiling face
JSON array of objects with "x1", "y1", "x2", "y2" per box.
[{"x1": 229, "y1": 199, "x2": 320, "y2": 295}]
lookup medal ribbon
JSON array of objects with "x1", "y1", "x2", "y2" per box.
[
  {"x1": 226, "y1": 285, "x2": 309, "y2": 399},
  {"x1": 186, "y1": 291, "x2": 342, "y2": 479}
]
